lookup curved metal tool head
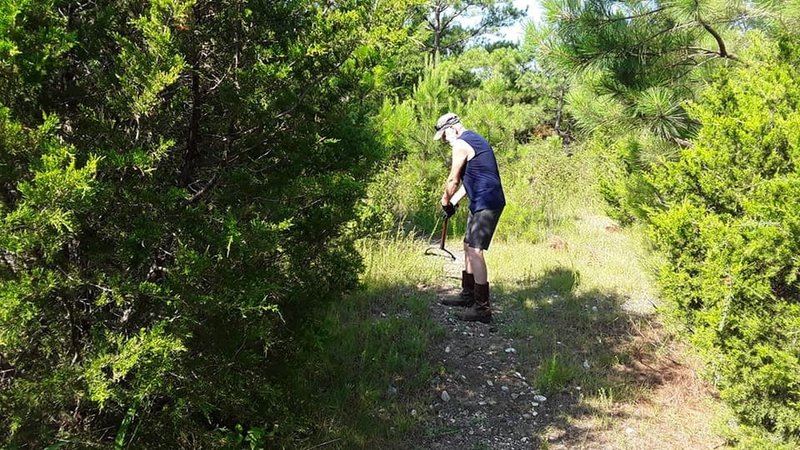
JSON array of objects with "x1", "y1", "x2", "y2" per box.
[
  {"x1": 424, "y1": 213, "x2": 456, "y2": 260},
  {"x1": 424, "y1": 245, "x2": 456, "y2": 261}
]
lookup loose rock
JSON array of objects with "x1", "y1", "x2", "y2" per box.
[{"x1": 441, "y1": 390, "x2": 451, "y2": 402}]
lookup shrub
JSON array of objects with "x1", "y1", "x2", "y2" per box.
[
  {"x1": 648, "y1": 34, "x2": 800, "y2": 442},
  {"x1": 499, "y1": 136, "x2": 593, "y2": 242},
  {"x1": 0, "y1": 1, "x2": 408, "y2": 446}
]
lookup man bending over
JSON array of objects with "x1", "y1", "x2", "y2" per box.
[{"x1": 434, "y1": 113, "x2": 505, "y2": 324}]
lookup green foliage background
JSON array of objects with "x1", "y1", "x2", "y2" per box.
[
  {"x1": 3, "y1": 0, "x2": 800, "y2": 448},
  {"x1": 367, "y1": 47, "x2": 561, "y2": 240}
]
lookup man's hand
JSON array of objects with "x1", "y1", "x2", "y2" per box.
[{"x1": 442, "y1": 202, "x2": 457, "y2": 220}]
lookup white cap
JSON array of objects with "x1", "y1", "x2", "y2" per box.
[{"x1": 433, "y1": 112, "x2": 460, "y2": 141}]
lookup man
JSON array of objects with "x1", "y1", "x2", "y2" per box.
[{"x1": 434, "y1": 112, "x2": 505, "y2": 324}]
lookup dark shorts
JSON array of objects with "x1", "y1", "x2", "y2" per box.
[{"x1": 464, "y1": 207, "x2": 503, "y2": 250}]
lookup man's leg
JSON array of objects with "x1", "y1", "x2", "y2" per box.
[
  {"x1": 457, "y1": 245, "x2": 491, "y2": 323},
  {"x1": 442, "y1": 242, "x2": 476, "y2": 307},
  {"x1": 456, "y1": 207, "x2": 502, "y2": 323},
  {"x1": 464, "y1": 241, "x2": 472, "y2": 274},
  {"x1": 465, "y1": 246, "x2": 486, "y2": 284}
]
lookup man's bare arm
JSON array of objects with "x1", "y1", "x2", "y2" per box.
[
  {"x1": 441, "y1": 140, "x2": 470, "y2": 206},
  {"x1": 450, "y1": 184, "x2": 467, "y2": 205}
]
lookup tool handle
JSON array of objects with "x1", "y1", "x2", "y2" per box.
[{"x1": 440, "y1": 217, "x2": 448, "y2": 250}]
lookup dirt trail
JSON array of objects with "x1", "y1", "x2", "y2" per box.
[
  {"x1": 411, "y1": 215, "x2": 727, "y2": 450},
  {"x1": 421, "y1": 275, "x2": 545, "y2": 449}
]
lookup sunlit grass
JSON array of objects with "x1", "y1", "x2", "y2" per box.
[
  {"x1": 275, "y1": 232, "x2": 445, "y2": 448},
  {"x1": 484, "y1": 205, "x2": 662, "y2": 399},
  {"x1": 358, "y1": 230, "x2": 443, "y2": 288},
  {"x1": 488, "y1": 210, "x2": 659, "y2": 312}
]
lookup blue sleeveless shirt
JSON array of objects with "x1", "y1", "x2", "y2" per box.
[{"x1": 460, "y1": 130, "x2": 505, "y2": 213}]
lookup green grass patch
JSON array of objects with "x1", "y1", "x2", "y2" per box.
[
  {"x1": 536, "y1": 354, "x2": 578, "y2": 393},
  {"x1": 267, "y1": 234, "x2": 445, "y2": 448}
]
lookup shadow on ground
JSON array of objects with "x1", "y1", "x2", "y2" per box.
[{"x1": 491, "y1": 267, "x2": 688, "y2": 448}]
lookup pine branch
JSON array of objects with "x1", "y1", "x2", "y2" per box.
[
  {"x1": 698, "y1": 17, "x2": 737, "y2": 60},
  {"x1": 673, "y1": 137, "x2": 693, "y2": 148},
  {"x1": 442, "y1": 22, "x2": 491, "y2": 50},
  {"x1": 597, "y1": 6, "x2": 668, "y2": 24},
  {"x1": 181, "y1": 170, "x2": 221, "y2": 207},
  {"x1": 441, "y1": 4, "x2": 473, "y2": 31}
]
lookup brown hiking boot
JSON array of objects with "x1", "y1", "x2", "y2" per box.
[
  {"x1": 457, "y1": 282, "x2": 492, "y2": 323},
  {"x1": 441, "y1": 271, "x2": 475, "y2": 307}
]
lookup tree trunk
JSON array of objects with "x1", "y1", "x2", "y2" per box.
[
  {"x1": 181, "y1": 69, "x2": 201, "y2": 186},
  {"x1": 432, "y1": 3, "x2": 442, "y2": 65},
  {"x1": 554, "y1": 84, "x2": 565, "y2": 135},
  {"x1": 181, "y1": 5, "x2": 204, "y2": 186}
]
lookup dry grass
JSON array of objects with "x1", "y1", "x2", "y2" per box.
[
  {"x1": 480, "y1": 205, "x2": 731, "y2": 450},
  {"x1": 577, "y1": 322, "x2": 728, "y2": 450}
]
